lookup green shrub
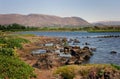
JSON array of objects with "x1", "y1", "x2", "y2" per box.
[
  {"x1": 0, "y1": 55, "x2": 35, "y2": 79},
  {"x1": 0, "y1": 36, "x2": 29, "y2": 49},
  {"x1": 54, "y1": 66, "x2": 75, "y2": 79},
  {"x1": 0, "y1": 48, "x2": 15, "y2": 56},
  {"x1": 0, "y1": 35, "x2": 35, "y2": 79},
  {"x1": 111, "y1": 64, "x2": 120, "y2": 70}
]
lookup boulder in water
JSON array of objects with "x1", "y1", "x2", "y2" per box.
[{"x1": 110, "y1": 51, "x2": 117, "y2": 54}]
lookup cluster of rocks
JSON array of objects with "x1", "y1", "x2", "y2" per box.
[
  {"x1": 32, "y1": 45, "x2": 93, "y2": 69},
  {"x1": 87, "y1": 69, "x2": 120, "y2": 79},
  {"x1": 97, "y1": 35, "x2": 120, "y2": 38}
]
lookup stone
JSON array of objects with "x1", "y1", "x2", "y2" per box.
[
  {"x1": 85, "y1": 42, "x2": 90, "y2": 45},
  {"x1": 110, "y1": 51, "x2": 117, "y2": 54},
  {"x1": 90, "y1": 48, "x2": 97, "y2": 52},
  {"x1": 73, "y1": 39, "x2": 80, "y2": 43}
]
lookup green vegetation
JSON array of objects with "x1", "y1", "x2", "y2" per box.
[
  {"x1": 54, "y1": 65, "x2": 76, "y2": 79},
  {"x1": 0, "y1": 34, "x2": 29, "y2": 49},
  {"x1": 0, "y1": 55, "x2": 35, "y2": 79},
  {"x1": 0, "y1": 23, "x2": 120, "y2": 32},
  {"x1": 38, "y1": 27, "x2": 84, "y2": 31},
  {"x1": 36, "y1": 25, "x2": 120, "y2": 32},
  {"x1": 111, "y1": 64, "x2": 120, "y2": 70},
  {"x1": 0, "y1": 32, "x2": 35, "y2": 79},
  {"x1": 0, "y1": 23, "x2": 38, "y2": 31},
  {"x1": 54, "y1": 64, "x2": 120, "y2": 79},
  {"x1": 87, "y1": 26, "x2": 120, "y2": 32}
]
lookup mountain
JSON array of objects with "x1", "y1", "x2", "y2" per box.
[
  {"x1": 0, "y1": 14, "x2": 90, "y2": 27},
  {"x1": 93, "y1": 21, "x2": 120, "y2": 26}
]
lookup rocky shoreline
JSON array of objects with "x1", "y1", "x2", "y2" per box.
[
  {"x1": 19, "y1": 36, "x2": 93, "y2": 68},
  {"x1": 17, "y1": 35, "x2": 120, "y2": 79}
]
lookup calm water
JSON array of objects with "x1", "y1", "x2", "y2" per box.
[{"x1": 20, "y1": 31, "x2": 120, "y2": 65}]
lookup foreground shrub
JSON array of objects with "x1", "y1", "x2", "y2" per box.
[
  {"x1": 54, "y1": 65, "x2": 76, "y2": 79},
  {"x1": 0, "y1": 36, "x2": 29, "y2": 49},
  {"x1": 0, "y1": 55, "x2": 35, "y2": 79},
  {"x1": 54, "y1": 64, "x2": 120, "y2": 79},
  {"x1": 111, "y1": 64, "x2": 120, "y2": 70},
  {"x1": 0, "y1": 48, "x2": 15, "y2": 56}
]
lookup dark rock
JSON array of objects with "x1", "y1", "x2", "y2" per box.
[
  {"x1": 83, "y1": 55, "x2": 90, "y2": 60},
  {"x1": 98, "y1": 39, "x2": 102, "y2": 41},
  {"x1": 88, "y1": 71, "x2": 98, "y2": 79},
  {"x1": 83, "y1": 46, "x2": 89, "y2": 50},
  {"x1": 85, "y1": 42, "x2": 90, "y2": 45},
  {"x1": 65, "y1": 59, "x2": 70, "y2": 65},
  {"x1": 60, "y1": 49, "x2": 64, "y2": 52},
  {"x1": 104, "y1": 72, "x2": 110, "y2": 79},
  {"x1": 64, "y1": 46, "x2": 70, "y2": 54},
  {"x1": 70, "y1": 49, "x2": 78, "y2": 57},
  {"x1": 68, "y1": 38, "x2": 74, "y2": 43},
  {"x1": 110, "y1": 51, "x2": 117, "y2": 54},
  {"x1": 72, "y1": 46, "x2": 80, "y2": 50},
  {"x1": 74, "y1": 59, "x2": 81, "y2": 65},
  {"x1": 90, "y1": 48, "x2": 97, "y2": 52},
  {"x1": 73, "y1": 39, "x2": 80, "y2": 43},
  {"x1": 33, "y1": 54, "x2": 53, "y2": 69}
]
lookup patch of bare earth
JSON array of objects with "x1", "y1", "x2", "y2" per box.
[{"x1": 17, "y1": 36, "x2": 62, "y2": 79}]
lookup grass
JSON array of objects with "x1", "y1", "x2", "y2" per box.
[
  {"x1": 54, "y1": 64, "x2": 120, "y2": 79},
  {"x1": 0, "y1": 35, "x2": 30, "y2": 49},
  {"x1": 88, "y1": 29, "x2": 120, "y2": 32},
  {"x1": 0, "y1": 33, "x2": 36, "y2": 79},
  {"x1": 0, "y1": 55, "x2": 36, "y2": 79}
]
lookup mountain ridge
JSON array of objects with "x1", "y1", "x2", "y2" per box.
[{"x1": 0, "y1": 14, "x2": 90, "y2": 27}]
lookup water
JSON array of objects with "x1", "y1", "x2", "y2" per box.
[
  {"x1": 20, "y1": 31, "x2": 120, "y2": 65},
  {"x1": 32, "y1": 49, "x2": 46, "y2": 54}
]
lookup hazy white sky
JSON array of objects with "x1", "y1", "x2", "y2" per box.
[{"x1": 0, "y1": 0, "x2": 120, "y2": 22}]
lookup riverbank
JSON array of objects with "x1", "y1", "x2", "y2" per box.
[{"x1": 16, "y1": 34, "x2": 120, "y2": 79}]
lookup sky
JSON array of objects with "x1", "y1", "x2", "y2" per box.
[{"x1": 0, "y1": 0, "x2": 120, "y2": 22}]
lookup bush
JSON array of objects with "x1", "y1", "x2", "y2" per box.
[
  {"x1": 111, "y1": 64, "x2": 120, "y2": 70},
  {"x1": 54, "y1": 66, "x2": 76, "y2": 79},
  {"x1": 0, "y1": 34, "x2": 35, "y2": 79},
  {"x1": 0, "y1": 55, "x2": 35, "y2": 79},
  {"x1": 0, "y1": 48, "x2": 15, "y2": 56},
  {"x1": 0, "y1": 36, "x2": 29, "y2": 49},
  {"x1": 54, "y1": 64, "x2": 120, "y2": 79}
]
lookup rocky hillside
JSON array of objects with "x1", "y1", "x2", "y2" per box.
[{"x1": 0, "y1": 14, "x2": 90, "y2": 27}]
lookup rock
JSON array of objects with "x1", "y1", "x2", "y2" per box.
[
  {"x1": 83, "y1": 46, "x2": 89, "y2": 50},
  {"x1": 31, "y1": 49, "x2": 47, "y2": 56},
  {"x1": 64, "y1": 46, "x2": 70, "y2": 54},
  {"x1": 54, "y1": 44, "x2": 61, "y2": 49},
  {"x1": 70, "y1": 49, "x2": 78, "y2": 57},
  {"x1": 98, "y1": 39, "x2": 102, "y2": 41},
  {"x1": 62, "y1": 38, "x2": 67, "y2": 42},
  {"x1": 85, "y1": 42, "x2": 90, "y2": 45},
  {"x1": 90, "y1": 48, "x2": 97, "y2": 52},
  {"x1": 104, "y1": 72, "x2": 110, "y2": 79},
  {"x1": 74, "y1": 59, "x2": 81, "y2": 64},
  {"x1": 65, "y1": 59, "x2": 70, "y2": 65},
  {"x1": 83, "y1": 55, "x2": 90, "y2": 60},
  {"x1": 88, "y1": 71, "x2": 98, "y2": 79},
  {"x1": 68, "y1": 38, "x2": 74, "y2": 43},
  {"x1": 60, "y1": 49, "x2": 64, "y2": 52},
  {"x1": 33, "y1": 54, "x2": 53, "y2": 69},
  {"x1": 73, "y1": 39, "x2": 80, "y2": 43},
  {"x1": 97, "y1": 35, "x2": 120, "y2": 38},
  {"x1": 110, "y1": 51, "x2": 117, "y2": 54},
  {"x1": 72, "y1": 46, "x2": 80, "y2": 50}
]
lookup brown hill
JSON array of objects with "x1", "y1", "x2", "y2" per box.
[{"x1": 0, "y1": 14, "x2": 90, "y2": 27}]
